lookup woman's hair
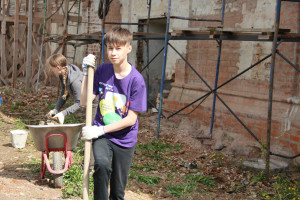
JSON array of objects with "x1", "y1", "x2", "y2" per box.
[
  {"x1": 104, "y1": 26, "x2": 133, "y2": 45},
  {"x1": 46, "y1": 54, "x2": 69, "y2": 100},
  {"x1": 46, "y1": 54, "x2": 68, "y2": 69}
]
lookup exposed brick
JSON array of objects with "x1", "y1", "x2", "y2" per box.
[{"x1": 290, "y1": 135, "x2": 300, "y2": 143}]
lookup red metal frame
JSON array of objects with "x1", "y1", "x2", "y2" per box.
[{"x1": 40, "y1": 133, "x2": 73, "y2": 179}]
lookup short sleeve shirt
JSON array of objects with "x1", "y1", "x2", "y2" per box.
[{"x1": 93, "y1": 63, "x2": 147, "y2": 148}]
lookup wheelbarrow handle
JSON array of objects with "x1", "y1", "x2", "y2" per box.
[{"x1": 42, "y1": 151, "x2": 72, "y2": 175}]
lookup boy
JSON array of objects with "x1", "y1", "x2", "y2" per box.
[{"x1": 80, "y1": 27, "x2": 147, "y2": 200}]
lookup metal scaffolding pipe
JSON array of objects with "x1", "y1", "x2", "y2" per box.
[
  {"x1": 156, "y1": 0, "x2": 171, "y2": 139},
  {"x1": 210, "y1": 0, "x2": 226, "y2": 135},
  {"x1": 140, "y1": 46, "x2": 164, "y2": 73},
  {"x1": 146, "y1": 0, "x2": 152, "y2": 112},
  {"x1": 266, "y1": 0, "x2": 281, "y2": 176},
  {"x1": 210, "y1": 40, "x2": 222, "y2": 136},
  {"x1": 167, "y1": 52, "x2": 272, "y2": 119},
  {"x1": 276, "y1": 51, "x2": 300, "y2": 72}
]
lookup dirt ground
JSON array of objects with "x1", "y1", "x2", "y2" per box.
[
  {"x1": 0, "y1": 82, "x2": 299, "y2": 200},
  {"x1": 0, "y1": 83, "x2": 152, "y2": 200}
]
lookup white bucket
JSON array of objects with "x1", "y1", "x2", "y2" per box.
[{"x1": 10, "y1": 130, "x2": 28, "y2": 149}]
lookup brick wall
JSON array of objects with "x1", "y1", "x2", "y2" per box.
[
  {"x1": 82, "y1": 0, "x2": 121, "y2": 63},
  {"x1": 164, "y1": 1, "x2": 300, "y2": 154}
]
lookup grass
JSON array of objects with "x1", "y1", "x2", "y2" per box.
[
  {"x1": 137, "y1": 175, "x2": 161, "y2": 186},
  {"x1": 62, "y1": 140, "x2": 94, "y2": 199},
  {"x1": 164, "y1": 173, "x2": 215, "y2": 198},
  {"x1": 131, "y1": 140, "x2": 215, "y2": 198},
  {"x1": 1, "y1": 85, "x2": 298, "y2": 200},
  {"x1": 270, "y1": 175, "x2": 300, "y2": 200}
]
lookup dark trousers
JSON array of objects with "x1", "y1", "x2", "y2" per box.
[{"x1": 92, "y1": 137, "x2": 135, "y2": 200}]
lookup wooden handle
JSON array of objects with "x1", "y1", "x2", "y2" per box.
[{"x1": 83, "y1": 67, "x2": 94, "y2": 200}]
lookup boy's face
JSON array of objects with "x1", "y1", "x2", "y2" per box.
[{"x1": 107, "y1": 42, "x2": 132, "y2": 66}]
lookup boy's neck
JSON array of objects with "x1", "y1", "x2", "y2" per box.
[{"x1": 113, "y1": 61, "x2": 131, "y2": 79}]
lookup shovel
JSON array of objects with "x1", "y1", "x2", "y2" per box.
[{"x1": 83, "y1": 66, "x2": 94, "y2": 200}]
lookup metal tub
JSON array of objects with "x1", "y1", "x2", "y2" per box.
[{"x1": 26, "y1": 123, "x2": 84, "y2": 151}]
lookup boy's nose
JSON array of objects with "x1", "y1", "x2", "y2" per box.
[{"x1": 111, "y1": 48, "x2": 116, "y2": 53}]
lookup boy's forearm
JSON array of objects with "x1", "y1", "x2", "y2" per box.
[{"x1": 104, "y1": 110, "x2": 138, "y2": 133}]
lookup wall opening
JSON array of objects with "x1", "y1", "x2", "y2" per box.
[{"x1": 137, "y1": 18, "x2": 172, "y2": 108}]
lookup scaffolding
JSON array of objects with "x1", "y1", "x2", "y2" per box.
[
  {"x1": 1, "y1": 0, "x2": 299, "y2": 176},
  {"x1": 153, "y1": 0, "x2": 300, "y2": 177},
  {"x1": 74, "y1": 1, "x2": 300, "y2": 175}
]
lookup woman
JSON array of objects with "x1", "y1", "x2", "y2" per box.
[{"x1": 46, "y1": 54, "x2": 83, "y2": 124}]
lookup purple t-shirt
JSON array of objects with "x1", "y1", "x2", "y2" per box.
[{"x1": 92, "y1": 63, "x2": 147, "y2": 148}]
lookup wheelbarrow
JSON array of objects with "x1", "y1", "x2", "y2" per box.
[{"x1": 26, "y1": 123, "x2": 84, "y2": 188}]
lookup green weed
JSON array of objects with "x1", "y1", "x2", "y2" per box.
[
  {"x1": 137, "y1": 175, "x2": 161, "y2": 186},
  {"x1": 135, "y1": 140, "x2": 181, "y2": 160},
  {"x1": 129, "y1": 169, "x2": 138, "y2": 179},
  {"x1": 62, "y1": 141, "x2": 93, "y2": 199},
  {"x1": 165, "y1": 182, "x2": 197, "y2": 198},
  {"x1": 64, "y1": 114, "x2": 83, "y2": 124},
  {"x1": 272, "y1": 175, "x2": 300, "y2": 200},
  {"x1": 184, "y1": 174, "x2": 215, "y2": 188},
  {"x1": 46, "y1": 103, "x2": 56, "y2": 109},
  {"x1": 131, "y1": 162, "x2": 157, "y2": 171},
  {"x1": 30, "y1": 157, "x2": 42, "y2": 173},
  {"x1": 13, "y1": 118, "x2": 26, "y2": 129},
  {"x1": 251, "y1": 171, "x2": 267, "y2": 185}
]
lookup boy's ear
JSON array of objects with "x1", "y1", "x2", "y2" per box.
[{"x1": 127, "y1": 44, "x2": 132, "y2": 53}]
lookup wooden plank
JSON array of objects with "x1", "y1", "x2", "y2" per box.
[
  {"x1": 172, "y1": 27, "x2": 291, "y2": 33},
  {"x1": 1, "y1": 0, "x2": 7, "y2": 78},
  {"x1": 0, "y1": 74, "x2": 8, "y2": 85},
  {"x1": 26, "y1": 0, "x2": 33, "y2": 91},
  {"x1": 62, "y1": 0, "x2": 70, "y2": 55},
  {"x1": 12, "y1": 0, "x2": 21, "y2": 88},
  {"x1": 0, "y1": 12, "x2": 81, "y2": 24},
  {"x1": 45, "y1": 0, "x2": 51, "y2": 60}
]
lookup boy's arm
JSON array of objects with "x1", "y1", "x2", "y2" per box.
[
  {"x1": 80, "y1": 75, "x2": 96, "y2": 106},
  {"x1": 104, "y1": 110, "x2": 138, "y2": 133}
]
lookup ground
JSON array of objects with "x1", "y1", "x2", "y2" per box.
[{"x1": 0, "y1": 81, "x2": 299, "y2": 200}]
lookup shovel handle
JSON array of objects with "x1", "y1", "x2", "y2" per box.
[{"x1": 83, "y1": 67, "x2": 94, "y2": 200}]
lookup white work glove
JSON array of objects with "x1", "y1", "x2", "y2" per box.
[
  {"x1": 82, "y1": 54, "x2": 96, "y2": 76},
  {"x1": 46, "y1": 109, "x2": 58, "y2": 118},
  {"x1": 54, "y1": 112, "x2": 65, "y2": 124},
  {"x1": 81, "y1": 126, "x2": 105, "y2": 140}
]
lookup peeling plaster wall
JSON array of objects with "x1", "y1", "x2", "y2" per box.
[
  {"x1": 237, "y1": 1, "x2": 275, "y2": 80},
  {"x1": 120, "y1": 0, "x2": 189, "y2": 81},
  {"x1": 164, "y1": 0, "x2": 300, "y2": 154},
  {"x1": 191, "y1": 0, "x2": 224, "y2": 16}
]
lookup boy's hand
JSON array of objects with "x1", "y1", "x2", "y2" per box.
[
  {"x1": 82, "y1": 54, "x2": 96, "y2": 75},
  {"x1": 81, "y1": 125, "x2": 105, "y2": 140}
]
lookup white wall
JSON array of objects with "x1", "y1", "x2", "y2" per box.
[{"x1": 120, "y1": 0, "x2": 189, "y2": 81}]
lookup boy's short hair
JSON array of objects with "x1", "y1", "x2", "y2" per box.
[{"x1": 104, "y1": 26, "x2": 133, "y2": 45}]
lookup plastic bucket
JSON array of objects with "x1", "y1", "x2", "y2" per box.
[{"x1": 10, "y1": 130, "x2": 28, "y2": 149}]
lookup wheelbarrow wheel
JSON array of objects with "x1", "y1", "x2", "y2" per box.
[{"x1": 53, "y1": 152, "x2": 63, "y2": 188}]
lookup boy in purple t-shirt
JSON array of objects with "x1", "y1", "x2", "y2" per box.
[{"x1": 80, "y1": 27, "x2": 147, "y2": 200}]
